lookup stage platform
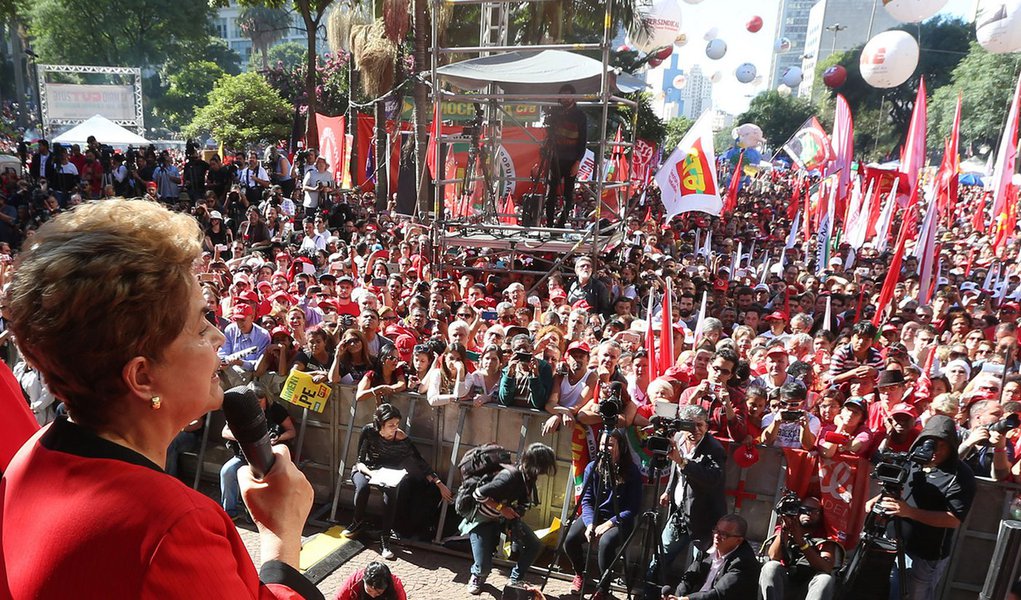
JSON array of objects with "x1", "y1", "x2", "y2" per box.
[{"x1": 440, "y1": 222, "x2": 620, "y2": 253}]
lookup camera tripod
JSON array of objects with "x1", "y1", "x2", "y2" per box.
[
  {"x1": 840, "y1": 492, "x2": 908, "y2": 600},
  {"x1": 539, "y1": 424, "x2": 621, "y2": 598}
]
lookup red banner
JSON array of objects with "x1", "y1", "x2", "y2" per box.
[
  {"x1": 315, "y1": 114, "x2": 346, "y2": 185},
  {"x1": 783, "y1": 448, "x2": 870, "y2": 550}
]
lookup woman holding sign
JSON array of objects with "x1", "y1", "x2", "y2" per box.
[{"x1": 344, "y1": 403, "x2": 453, "y2": 559}]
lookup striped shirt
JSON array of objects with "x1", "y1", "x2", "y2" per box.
[{"x1": 828, "y1": 343, "x2": 883, "y2": 379}]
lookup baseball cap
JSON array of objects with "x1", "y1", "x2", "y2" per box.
[
  {"x1": 843, "y1": 396, "x2": 868, "y2": 413},
  {"x1": 566, "y1": 341, "x2": 591, "y2": 354},
  {"x1": 232, "y1": 304, "x2": 254, "y2": 320},
  {"x1": 764, "y1": 311, "x2": 786, "y2": 322},
  {"x1": 890, "y1": 403, "x2": 918, "y2": 419}
]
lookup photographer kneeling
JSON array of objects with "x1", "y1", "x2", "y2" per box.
[
  {"x1": 759, "y1": 495, "x2": 840, "y2": 600},
  {"x1": 864, "y1": 415, "x2": 975, "y2": 600}
]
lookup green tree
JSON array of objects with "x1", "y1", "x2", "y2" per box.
[
  {"x1": 930, "y1": 42, "x2": 1021, "y2": 152},
  {"x1": 237, "y1": 6, "x2": 292, "y2": 70},
  {"x1": 154, "y1": 61, "x2": 227, "y2": 133},
  {"x1": 663, "y1": 116, "x2": 694, "y2": 150},
  {"x1": 186, "y1": 72, "x2": 291, "y2": 149},
  {"x1": 264, "y1": 40, "x2": 307, "y2": 71},
  {"x1": 736, "y1": 91, "x2": 818, "y2": 151},
  {"x1": 26, "y1": 0, "x2": 214, "y2": 68}
]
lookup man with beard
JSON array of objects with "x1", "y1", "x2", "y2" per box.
[
  {"x1": 759, "y1": 495, "x2": 840, "y2": 600},
  {"x1": 678, "y1": 348, "x2": 747, "y2": 442},
  {"x1": 568, "y1": 256, "x2": 609, "y2": 317},
  {"x1": 677, "y1": 292, "x2": 697, "y2": 329},
  {"x1": 542, "y1": 341, "x2": 596, "y2": 435}
]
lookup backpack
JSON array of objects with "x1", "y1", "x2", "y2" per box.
[{"x1": 454, "y1": 444, "x2": 512, "y2": 518}]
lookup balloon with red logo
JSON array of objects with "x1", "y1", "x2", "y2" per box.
[
  {"x1": 649, "y1": 57, "x2": 664, "y2": 68},
  {"x1": 859, "y1": 30, "x2": 919, "y2": 89},
  {"x1": 656, "y1": 46, "x2": 674, "y2": 60},
  {"x1": 823, "y1": 65, "x2": 848, "y2": 88},
  {"x1": 746, "y1": 15, "x2": 763, "y2": 33}
]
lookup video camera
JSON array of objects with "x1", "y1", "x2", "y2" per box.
[
  {"x1": 642, "y1": 402, "x2": 698, "y2": 459},
  {"x1": 774, "y1": 490, "x2": 802, "y2": 517},
  {"x1": 872, "y1": 438, "x2": 937, "y2": 495}
]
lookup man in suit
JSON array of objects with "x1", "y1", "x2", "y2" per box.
[
  {"x1": 645, "y1": 404, "x2": 727, "y2": 597},
  {"x1": 669, "y1": 514, "x2": 761, "y2": 600},
  {"x1": 29, "y1": 139, "x2": 58, "y2": 183}
]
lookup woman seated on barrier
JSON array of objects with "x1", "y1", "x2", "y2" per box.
[
  {"x1": 355, "y1": 344, "x2": 407, "y2": 404},
  {"x1": 462, "y1": 344, "x2": 503, "y2": 407},
  {"x1": 219, "y1": 382, "x2": 296, "y2": 518},
  {"x1": 563, "y1": 428, "x2": 642, "y2": 597},
  {"x1": 344, "y1": 403, "x2": 453, "y2": 558},
  {"x1": 335, "y1": 560, "x2": 407, "y2": 600},
  {"x1": 330, "y1": 329, "x2": 376, "y2": 386},
  {"x1": 424, "y1": 342, "x2": 471, "y2": 407},
  {"x1": 816, "y1": 395, "x2": 872, "y2": 458},
  {"x1": 293, "y1": 326, "x2": 335, "y2": 383}
]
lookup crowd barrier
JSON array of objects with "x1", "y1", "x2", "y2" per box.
[{"x1": 182, "y1": 384, "x2": 1020, "y2": 598}]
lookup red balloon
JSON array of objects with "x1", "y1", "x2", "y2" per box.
[
  {"x1": 746, "y1": 16, "x2": 763, "y2": 33},
  {"x1": 648, "y1": 57, "x2": 663, "y2": 68},
  {"x1": 655, "y1": 46, "x2": 674, "y2": 60},
  {"x1": 823, "y1": 65, "x2": 848, "y2": 88}
]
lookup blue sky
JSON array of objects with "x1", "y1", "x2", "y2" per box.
[{"x1": 652, "y1": 0, "x2": 977, "y2": 115}]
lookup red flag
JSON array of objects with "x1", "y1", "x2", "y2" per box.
[
  {"x1": 723, "y1": 152, "x2": 743, "y2": 215},
  {"x1": 831, "y1": 95, "x2": 854, "y2": 222},
  {"x1": 991, "y1": 71, "x2": 1021, "y2": 218},
  {"x1": 973, "y1": 193, "x2": 988, "y2": 234},
  {"x1": 935, "y1": 94, "x2": 962, "y2": 226},
  {"x1": 425, "y1": 102, "x2": 441, "y2": 177},
  {"x1": 788, "y1": 176, "x2": 802, "y2": 220},
  {"x1": 783, "y1": 285, "x2": 792, "y2": 320},
  {"x1": 992, "y1": 184, "x2": 1018, "y2": 255},
  {"x1": 901, "y1": 78, "x2": 928, "y2": 193},
  {"x1": 854, "y1": 287, "x2": 865, "y2": 323},
  {"x1": 499, "y1": 193, "x2": 516, "y2": 225},
  {"x1": 873, "y1": 184, "x2": 920, "y2": 326},
  {"x1": 965, "y1": 248, "x2": 976, "y2": 277},
  {"x1": 658, "y1": 279, "x2": 675, "y2": 374}
]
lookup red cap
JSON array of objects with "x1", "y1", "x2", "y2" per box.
[
  {"x1": 237, "y1": 290, "x2": 260, "y2": 304},
  {"x1": 232, "y1": 304, "x2": 254, "y2": 320},
  {"x1": 270, "y1": 326, "x2": 292, "y2": 339},
  {"x1": 661, "y1": 365, "x2": 687, "y2": 383},
  {"x1": 733, "y1": 444, "x2": 760, "y2": 468},
  {"x1": 550, "y1": 288, "x2": 567, "y2": 300},
  {"x1": 890, "y1": 403, "x2": 918, "y2": 419},
  {"x1": 572, "y1": 299, "x2": 592, "y2": 311},
  {"x1": 256, "y1": 281, "x2": 272, "y2": 291},
  {"x1": 267, "y1": 291, "x2": 295, "y2": 305},
  {"x1": 566, "y1": 341, "x2": 591, "y2": 354},
  {"x1": 765, "y1": 311, "x2": 787, "y2": 322},
  {"x1": 765, "y1": 344, "x2": 787, "y2": 357}
]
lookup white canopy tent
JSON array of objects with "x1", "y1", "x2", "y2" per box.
[{"x1": 52, "y1": 115, "x2": 150, "y2": 147}]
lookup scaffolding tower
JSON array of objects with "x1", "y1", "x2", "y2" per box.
[{"x1": 428, "y1": 0, "x2": 642, "y2": 284}]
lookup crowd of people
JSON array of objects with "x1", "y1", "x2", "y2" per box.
[{"x1": 3, "y1": 133, "x2": 1021, "y2": 600}]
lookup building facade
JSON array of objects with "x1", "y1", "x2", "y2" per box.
[
  {"x1": 213, "y1": 3, "x2": 328, "y2": 70},
  {"x1": 768, "y1": 0, "x2": 817, "y2": 89}
]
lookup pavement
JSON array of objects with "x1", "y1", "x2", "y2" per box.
[{"x1": 234, "y1": 523, "x2": 582, "y2": 599}]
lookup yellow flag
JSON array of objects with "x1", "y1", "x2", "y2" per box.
[{"x1": 280, "y1": 370, "x2": 332, "y2": 413}]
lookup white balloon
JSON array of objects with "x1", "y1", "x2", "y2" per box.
[
  {"x1": 672, "y1": 74, "x2": 688, "y2": 89},
  {"x1": 859, "y1": 30, "x2": 920, "y2": 89},
  {"x1": 883, "y1": 0, "x2": 949, "y2": 23},
  {"x1": 674, "y1": 33, "x2": 689, "y2": 46},
  {"x1": 705, "y1": 38, "x2": 727, "y2": 60},
  {"x1": 628, "y1": 0, "x2": 684, "y2": 54},
  {"x1": 704, "y1": 26, "x2": 719, "y2": 41},
  {"x1": 774, "y1": 37, "x2": 792, "y2": 53},
  {"x1": 782, "y1": 66, "x2": 804, "y2": 88},
  {"x1": 735, "y1": 63, "x2": 757, "y2": 84},
  {"x1": 710, "y1": 71, "x2": 722, "y2": 83},
  {"x1": 752, "y1": 75, "x2": 764, "y2": 85},
  {"x1": 976, "y1": 0, "x2": 1021, "y2": 54},
  {"x1": 777, "y1": 84, "x2": 792, "y2": 96}
]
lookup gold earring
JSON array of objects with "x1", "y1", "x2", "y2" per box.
[{"x1": 150, "y1": 396, "x2": 162, "y2": 410}]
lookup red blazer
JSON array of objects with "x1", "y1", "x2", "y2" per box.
[{"x1": 0, "y1": 418, "x2": 322, "y2": 600}]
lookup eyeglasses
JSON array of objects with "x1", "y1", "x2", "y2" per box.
[
  {"x1": 712, "y1": 528, "x2": 742, "y2": 540},
  {"x1": 457, "y1": 312, "x2": 473, "y2": 318},
  {"x1": 414, "y1": 344, "x2": 431, "y2": 353},
  {"x1": 344, "y1": 339, "x2": 362, "y2": 346}
]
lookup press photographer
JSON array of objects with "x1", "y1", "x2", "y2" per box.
[
  {"x1": 677, "y1": 348, "x2": 748, "y2": 442},
  {"x1": 644, "y1": 404, "x2": 727, "y2": 598},
  {"x1": 759, "y1": 494, "x2": 839, "y2": 600},
  {"x1": 958, "y1": 399, "x2": 1018, "y2": 481},
  {"x1": 760, "y1": 382, "x2": 819, "y2": 450},
  {"x1": 862, "y1": 415, "x2": 976, "y2": 600}
]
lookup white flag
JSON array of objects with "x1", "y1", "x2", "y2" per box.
[{"x1": 655, "y1": 112, "x2": 722, "y2": 221}]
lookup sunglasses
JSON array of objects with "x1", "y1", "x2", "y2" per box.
[
  {"x1": 712, "y1": 528, "x2": 741, "y2": 540},
  {"x1": 343, "y1": 339, "x2": 362, "y2": 346}
]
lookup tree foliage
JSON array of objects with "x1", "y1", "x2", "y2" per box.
[
  {"x1": 736, "y1": 91, "x2": 818, "y2": 151},
  {"x1": 186, "y1": 72, "x2": 291, "y2": 149},
  {"x1": 663, "y1": 116, "x2": 694, "y2": 151},
  {"x1": 153, "y1": 61, "x2": 227, "y2": 133},
  {"x1": 237, "y1": 6, "x2": 292, "y2": 70},
  {"x1": 930, "y1": 43, "x2": 1021, "y2": 153},
  {"x1": 25, "y1": 0, "x2": 215, "y2": 68},
  {"x1": 263, "y1": 40, "x2": 307, "y2": 71}
]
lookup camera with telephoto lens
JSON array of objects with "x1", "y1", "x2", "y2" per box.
[
  {"x1": 775, "y1": 490, "x2": 802, "y2": 517},
  {"x1": 988, "y1": 413, "x2": 1021, "y2": 436},
  {"x1": 872, "y1": 438, "x2": 937, "y2": 496},
  {"x1": 599, "y1": 393, "x2": 622, "y2": 421},
  {"x1": 643, "y1": 416, "x2": 697, "y2": 456}
]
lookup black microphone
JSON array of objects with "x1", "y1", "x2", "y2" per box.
[
  {"x1": 222, "y1": 385, "x2": 276, "y2": 479},
  {"x1": 661, "y1": 585, "x2": 674, "y2": 599}
]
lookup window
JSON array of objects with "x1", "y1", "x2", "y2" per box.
[{"x1": 214, "y1": 17, "x2": 228, "y2": 39}]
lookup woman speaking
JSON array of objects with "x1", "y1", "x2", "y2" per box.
[{"x1": 0, "y1": 200, "x2": 322, "y2": 599}]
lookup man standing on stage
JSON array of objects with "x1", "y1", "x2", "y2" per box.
[{"x1": 545, "y1": 84, "x2": 587, "y2": 228}]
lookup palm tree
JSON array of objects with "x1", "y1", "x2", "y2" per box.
[{"x1": 237, "y1": 6, "x2": 291, "y2": 70}]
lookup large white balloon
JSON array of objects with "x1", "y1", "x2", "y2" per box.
[
  {"x1": 976, "y1": 0, "x2": 1021, "y2": 54},
  {"x1": 628, "y1": 0, "x2": 684, "y2": 54},
  {"x1": 777, "y1": 84, "x2": 792, "y2": 97},
  {"x1": 705, "y1": 38, "x2": 727, "y2": 60},
  {"x1": 883, "y1": 0, "x2": 949, "y2": 22},
  {"x1": 782, "y1": 66, "x2": 804, "y2": 88},
  {"x1": 704, "y1": 27, "x2": 719, "y2": 41},
  {"x1": 859, "y1": 30, "x2": 920, "y2": 89},
  {"x1": 672, "y1": 74, "x2": 688, "y2": 89},
  {"x1": 735, "y1": 63, "x2": 757, "y2": 84}
]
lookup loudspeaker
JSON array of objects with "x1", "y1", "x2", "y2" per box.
[{"x1": 520, "y1": 194, "x2": 542, "y2": 227}]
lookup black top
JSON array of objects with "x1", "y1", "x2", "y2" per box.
[
  {"x1": 550, "y1": 105, "x2": 587, "y2": 163},
  {"x1": 899, "y1": 459, "x2": 975, "y2": 560},
  {"x1": 676, "y1": 541, "x2": 761, "y2": 600},
  {"x1": 474, "y1": 466, "x2": 536, "y2": 513},
  {"x1": 356, "y1": 424, "x2": 434, "y2": 479}
]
